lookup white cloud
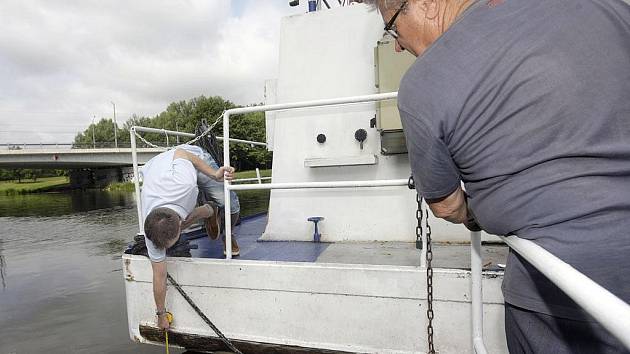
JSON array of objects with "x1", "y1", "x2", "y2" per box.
[{"x1": 0, "y1": 0, "x2": 296, "y2": 143}]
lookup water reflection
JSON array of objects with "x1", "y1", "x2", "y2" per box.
[
  {"x1": 0, "y1": 190, "x2": 174, "y2": 353},
  {"x1": 0, "y1": 238, "x2": 6, "y2": 290},
  {"x1": 0, "y1": 189, "x2": 268, "y2": 354},
  {"x1": 0, "y1": 190, "x2": 136, "y2": 217}
]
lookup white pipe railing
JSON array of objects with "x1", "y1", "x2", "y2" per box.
[
  {"x1": 131, "y1": 89, "x2": 630, "y2": 352},
  {"x1": 500, "y1": 235, "x2": 630, "y2": 350},
  {"x1": 221, "y1": 92, "x2": 399, "y2": 259},
  {"x1": 134, "y1": 127, "x2": 195, "y2": 138},
  {"x1": 130, "y1": 128, "x2": 144, "y2": 235},
  {"x1": 130, "y1": 126, "x2": 268, "y2": 235},
  {"x1": 231, "y1": 177, "x2": 272, "y2": 184},
  {"x1": 228, "y1": 179, "x2": 408, "y2": 191},
  {"x1": 132, "y1": 126, "x2": 266, "y2": 147},
  {"x1": 470, "y1": 231, "x2": 630, "y2": 352},
  {"x1": 470, "y1": 231, "x2": 488, "y2": 354}
]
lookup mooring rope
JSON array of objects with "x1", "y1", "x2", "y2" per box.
[{"x1": 166, "y1": 273, "x2": 244, "y2": 354}]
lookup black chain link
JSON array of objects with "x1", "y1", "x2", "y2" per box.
[
  {"x1": 416, "y1": 193, "x2": 423, "y2": 250},
  {"x1": 409, "y1": 176, "x2": 435, "y2": 353},
  {"x1": 425, "y1": 208, "x2": 435, "y2": 354}
]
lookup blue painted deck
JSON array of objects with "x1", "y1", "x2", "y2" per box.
[
  {"x1": 177, "y1": 212, "x2": 508, "y2": 269},
  {"x1": 181, "y1": 213, "x2": 330, "y2": 262}
]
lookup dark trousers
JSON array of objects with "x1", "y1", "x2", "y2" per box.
[{"x1": 505, "y1": 302, "x2": 629, "y2": 354}]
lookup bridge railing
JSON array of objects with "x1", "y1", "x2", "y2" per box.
[
  {"x1": 3, "y1": 142, "x2": 140, "y2": 149},
  {"x1": 2, "y1": 141, "x2": 184, "y2": 150}
]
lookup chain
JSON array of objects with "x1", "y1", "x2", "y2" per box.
[
  {"x1": 410, "y1": 176, "x2": 423, "y2": 250},
  {"x1": 425, "y1": 206, "x2": 435, "y2": 354},
  {"x1": 183, "y1": 110, "x2": 226, "y2": 146},
  {"x1": 132, "y1": 110, "x2": 226, "y2": 150},
  {"x1": 133, "y1": 131, "x2": 165, "y2": 149},
  {"x1": 408, "y1": 176, "x2": 436, "y2": 353}
]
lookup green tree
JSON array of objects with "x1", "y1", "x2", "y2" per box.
[
  {"x1": 73, "y1": 95, "x2": 272, "y2": 170},
  {"x1": 73, "y1": 118, "x2": 126, "y2": 148},
  {"x1": 229, "y1": 111, "x2": 272, "y2": 170},
  {"x1": 13, "y1": 169, "x2": 23, "y2": 183}
]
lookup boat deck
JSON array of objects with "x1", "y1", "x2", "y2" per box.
[{"x1": 180, "y1": 213, "x2": 508, "y2": 271}]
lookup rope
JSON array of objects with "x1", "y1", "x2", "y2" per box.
[
  {"x1": 165, "y1": 330, "x2": 170, "y2": 354},
  {"x1": 166, "y1": 273, "x2": 244, "y2": 354}
]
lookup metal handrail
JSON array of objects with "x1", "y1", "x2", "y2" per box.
[
  {"x1": 129, "y1": 90, "x2": 630, "y2": 352},
  {"x1": 221, "y1": 92, "x2": 400, "y2": 260},
  {"x1": 470, "y1": 236, "x2": 630, "y2": 352},
  {"x1": 129, "y1": 126, "x2": 269, "y2": 235},
  {"x1": 132, "y1": 126, "x2": 267, "y2": 147},
  {"x1": 219, "y1": 91, "x2": 630, "y2": 352},
  {"x1": 501, "y1": 235, "x2": 630, "y2": 349}
]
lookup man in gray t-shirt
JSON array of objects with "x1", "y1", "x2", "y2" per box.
[{"x1": 368, "y1": 0, "x2": 630, "y2": 352}]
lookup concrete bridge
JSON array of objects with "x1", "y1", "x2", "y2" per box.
[
  {"x1": 0, "y1": 147, "x2": 166, "y2": 188},
  {"x1": 0, "y1": 148, "x2": 164, "y2": 169}
]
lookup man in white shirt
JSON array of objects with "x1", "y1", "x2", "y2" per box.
[{"x1": 141, "y1": 144, "x2": 234, "y2": 329}]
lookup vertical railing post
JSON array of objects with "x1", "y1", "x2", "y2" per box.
[
  {"x1": 256, "y1": 168, "x2": 262, "y2": 184},
  {"x1": 130, "y1": 127, "x2": 144, "y2": 235},
  {"x1": 471, "y1": 231, "x2": 488, "y2": 354},
  {"x1": 223, "y1": 112, "x2": 232, "y2": 259}
]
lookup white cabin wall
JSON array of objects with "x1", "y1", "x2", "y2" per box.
[
  {"x1": 262, "y1": 5, "x2": 498, "y2": 243},
  {"x1": 264, "y1": 79, "x2": 277, "y2": 151}
]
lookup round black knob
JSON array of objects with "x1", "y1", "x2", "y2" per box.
[
  {"x1": 354, "y1": 129, "x2": 367, "y2": 142},
  {"x1": 316, "y1": 133, "x2": 326, "y2": 144}
]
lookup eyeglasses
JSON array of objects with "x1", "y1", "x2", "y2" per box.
[{"x1": 384, "y1": 1, "x2": 407, "y2": 39}]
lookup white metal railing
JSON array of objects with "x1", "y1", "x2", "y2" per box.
[
  {"x1": 470, "y1": 231, "x2": 488, "y2": 354},
  {"x1": 220, "y1": 91, "x2": 400, "y2": 260},
  {"x1": 129, "y1": 126, "x2": 268, "y2": 235},
  {"x1": 129, "y1": 91, "x2": 630, "y2": 352},
  {"x1": 219, "y1": 91, "x2": 630, "y2": 352},
  {"x1": 470, "y1": 234, "x2": 630, "y2": 352}
]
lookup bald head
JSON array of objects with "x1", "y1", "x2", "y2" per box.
[
  {"x1": 365, "y1": 0, "x2": 475, "y2": 56},
  {"x1": 362, "y1": 0, "x2": 406, "y2": 12}
]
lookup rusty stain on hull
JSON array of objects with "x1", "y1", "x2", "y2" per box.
[{"x1": 124, "y1": 258, "x2": 134, "y2": 281}]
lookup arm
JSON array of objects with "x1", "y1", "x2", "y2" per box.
[
  {"x1": 427, "y1": 185, "x2": 482, "y2": 231},
  {"x1": 173, "y1": 148, "x2": 234, "y2": 181},
  {"x1": 151, "y1": 260, "x2": 170, "y2": 330},
  {"x1": 427, "y1": 185, "x2": 467, "y2": 224},
  {"x1": 180, "y1": 204, "x2": 213, "y2": 230}
]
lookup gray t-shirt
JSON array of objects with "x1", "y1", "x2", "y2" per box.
[{"x1": 398, "y1": 0, "x2": 630, "y2": 320}]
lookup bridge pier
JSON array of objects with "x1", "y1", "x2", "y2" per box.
[{"x1": 69, "y1": 167, "x2": 134, "y2": 189}]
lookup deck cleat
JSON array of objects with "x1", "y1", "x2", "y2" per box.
[{"x1": 307, "y1": 216, "x2": 324, "y2": 242}]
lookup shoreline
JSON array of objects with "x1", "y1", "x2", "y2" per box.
[
  {"x1": 0, "y1": 176, "x2": 70, "y2": 195},
  {"x1": 1, "y1": 169, "x2": 272, "y2": 196}
]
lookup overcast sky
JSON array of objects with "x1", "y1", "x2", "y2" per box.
[{"x1": 0, "y1": 0, "x2": 300, "y2": 144}]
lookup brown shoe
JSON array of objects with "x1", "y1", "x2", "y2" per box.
[
  {"x1": 205, "y1": 205, "x2": 220, "y2": 240},
  {"x1": 222, "y1": 236, "x2": 240, "y2": 256}
]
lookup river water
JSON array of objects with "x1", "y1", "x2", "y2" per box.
[{"x1": 0, "y1": 190, "x2": 267, "y2": 354}]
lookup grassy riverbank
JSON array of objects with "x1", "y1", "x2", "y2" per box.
[
  {"x1": 0, "y1": 176, "x2": 70, "y2": 195},
  {"x1": 105, "y1": 169, "x2": 272, "y2": 216},
  {"x1": 105, "y1": 181, "x2": 136, "y2": 192},
  {"x1": 233, "y1": 169, "x2": 272, "y2": 180},
  {"x1": 106, "y1": 169, "x2": 272, "y2": 192}
]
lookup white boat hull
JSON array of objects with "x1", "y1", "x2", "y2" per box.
[{"x1": 123, "y1": 254, "x2": 508, "y2": 353}]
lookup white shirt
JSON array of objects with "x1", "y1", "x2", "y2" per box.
[{"x1": 140, "y1": 144, "x2": 204, "y2": 261}]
